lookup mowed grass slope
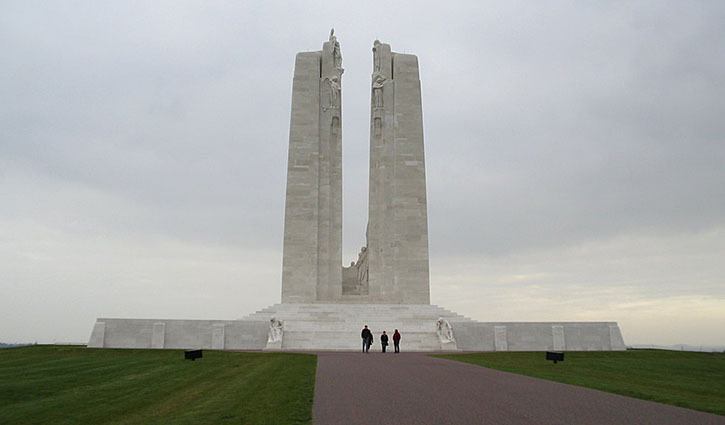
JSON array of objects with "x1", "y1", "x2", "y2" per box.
[
  {"x1": 0, "y1": 345, "x2": 316, "y2": 425},
  {"x1": 437, "y1": 350, "x2": 725, "y2": 416}
]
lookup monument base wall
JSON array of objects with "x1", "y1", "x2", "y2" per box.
[
  {"x1": 87, "y1": 318, "x2": 268, "y2": 350},
  {"x1": 87, "y1": 305, "x2": 626, "y2": 352},
  {"x1": 451, "y1": 321, "x2": 626, "y2": 352}
]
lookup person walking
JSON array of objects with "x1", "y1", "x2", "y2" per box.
[
  {"x1": 361, "y1": 325, "x2": 373, "y2": 353},
  {"x1": 380, "y1": 331, "x2": 389, "y2": 353},
  {"x1": 393, "y1": 329, "x2": 401, "y2": 353}
]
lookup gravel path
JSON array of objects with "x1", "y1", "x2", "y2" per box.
[{"x1": 313, "y1": 352, "x2": 724, "y2": 425}]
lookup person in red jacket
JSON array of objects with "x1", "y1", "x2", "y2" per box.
[{"x1": 393, "y1": 329, "x2": 401, "y2": 353}]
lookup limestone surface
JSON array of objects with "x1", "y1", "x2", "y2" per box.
[
  {"x1": 87, "y1": 319, "x2": 268, "y2": 350},
  {"x1": 362, "y1": 42, "x2": 430, "y2": 304},
  {"x1": 281, "y1": 31, "x2": 343, "y2": 303}
]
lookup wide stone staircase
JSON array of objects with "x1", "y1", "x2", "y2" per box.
[{"x1": 240, "y1": 303, "x2": 473, "y2": 351}]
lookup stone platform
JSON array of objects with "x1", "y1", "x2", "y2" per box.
[
  {"x1": 88, "y1": 304, "x2": 626, "y2": 352},
  {"x1": 242, "y1": 303, "x2": 471, "y2": 351},
  {"x1": 243, "y1": 303, "x2": 625, "y2": 352}
]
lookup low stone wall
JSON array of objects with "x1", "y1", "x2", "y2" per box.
[
  {"x1": 87, "y1": 311, "x2": 626, "y2": 352},
  {"x1": 87, "y1": 319, "x2": 269, "y2": 350},
  {"x1": 452, "y1": 322, "x2": 626, "y2": 351}
]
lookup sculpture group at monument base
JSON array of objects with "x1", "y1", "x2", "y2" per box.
[{"x1": 88, "y1": 304, "x2": 625, "y2": 352}]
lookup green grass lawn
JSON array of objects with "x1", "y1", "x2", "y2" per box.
[
  {"x1": 0, "y1": 345, "x2": 316, "y2": 425},
  {"x1": 436, "y1": 349, "x2": 725, "y2": 416}
]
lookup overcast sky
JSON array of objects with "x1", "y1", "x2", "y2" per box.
[{"x1": 2, "y1": 1, "x2": 724, "y2": 346}]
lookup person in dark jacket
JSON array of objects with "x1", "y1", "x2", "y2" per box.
[
  {"x1": 393, "y1": 329, "x2": 401, "y2": 353},
  {"x1": 380, "y1": 331, "x2": 389, "y2": 353},
  {"x1": 361, "y1": 325, "x2": 373, "y2": 353}
]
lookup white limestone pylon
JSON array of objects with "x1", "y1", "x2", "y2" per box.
[
  {"x1": 362, "y1": 41, "x2": 431, "y2": 304},
  {"x1": 281, "y1": 31, "x2": 343, "y2": 303}
]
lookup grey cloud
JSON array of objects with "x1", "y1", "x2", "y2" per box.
[{"x1": 1, "y1": 1, "x2": 724, "y2": 343}]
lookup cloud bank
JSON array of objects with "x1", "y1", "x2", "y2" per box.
[{"x1": 1, "y1": 1, "x2": 724, "y2": 345}]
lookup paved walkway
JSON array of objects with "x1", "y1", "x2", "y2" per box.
[{"x1": 313, "y1": 352, "x2": 724, "y2": 425}]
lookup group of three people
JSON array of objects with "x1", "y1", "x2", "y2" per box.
[{"x1": 361, "y1": 325, "x2": 401, "y2": 353}]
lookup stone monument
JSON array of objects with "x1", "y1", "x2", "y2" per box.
[
  {"x1": 87, "y1": 32, "x2": 626, "y2": 352},
  {"x1": 281, "y1": 35, "x2": 430, "y2": 305}
]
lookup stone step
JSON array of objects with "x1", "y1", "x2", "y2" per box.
[
  {"x1": 279, "y1": 323, "x2": 438, "y2": 332},
  {"x1": 281, "y1": 331, "x2": 442, "y2": 351},
  {"x1": 261, "y1": 311, "x2": 450, "y2": 316},
  {"x1": 245, "y1": 303, "x2": 464, "y2": 311},
  {"x1": 282, "y1": 329, "x2": 442, "y2": 337},
  {"x1": 244, "y1": 309, "x2": 470, "y2": 318},
  {"x1": 245, "y1": 317, "x2": 467, "y2": 327}
]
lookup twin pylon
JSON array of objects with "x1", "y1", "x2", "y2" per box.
[{"x1": 281, "y1": 33, "x2": 430, "y2": 305}]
